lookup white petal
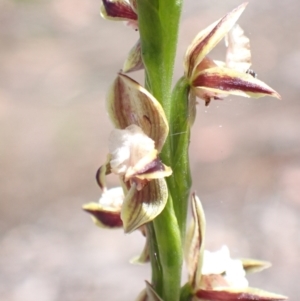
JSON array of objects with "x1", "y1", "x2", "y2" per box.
[
  {"x1": 225, "y1": 24, "x2": 252, "y2": 72},
  {"x1": 224, "y1": 259, "x2": 249, "y2": 288},
  {"x1": 99, "y1": 187, "x2": 124, "y2": 210},
  {"x1": 202, "y1": 245, "x2": 231, "y2": 275},
  {"x1": 202, "y1": 246, "x2": 249, "y2": 289},
  {"x1": 108, "y1": 124, "x2": 156, "y2": 176}
]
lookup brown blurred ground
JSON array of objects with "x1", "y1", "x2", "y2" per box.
[{"x1": 0, "y1": 0, "x2": 299, "y2": 300}]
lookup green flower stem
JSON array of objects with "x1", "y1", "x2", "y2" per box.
[
  {"x1": 153, "y1": 195, "x2": 182, "y2": 301},
  {"x1": 146, "y1": 222, "x2": 163, "y2": 295},
  {"x1": 170, "y1": 77, "x2": 192, "y2": 241},
  {"x1": 137, "y1": 1, "x2": 184, "y2": 300},
  {"x1": 137, "y1": 0, "x2": 183, "y2": 121}
]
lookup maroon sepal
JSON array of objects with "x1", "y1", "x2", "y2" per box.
[
  {"x1": 137, "y1": 158, "x2": 165, "y2": 175},
  {"x1": 102, "y1": 0, "x2": 137, "y2": 20},
  {"x1": 95, "y1": 162, "x2": 111, "y2": 190},
  {"x1": 83, "y1": 207, "x2": 123, "y2": 228},
  {"x1": 192, "y1": 72, "x2": 277, "y2": 97}
]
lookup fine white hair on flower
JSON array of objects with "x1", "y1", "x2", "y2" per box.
[
  {"x1": 202, "y1": 245, "x2": 230, "y2": 275},
  {"x1": 224, "y1": 257, "x2": 248, "y2": 288},
  {"x1": 225, "y1": 24, "x2": 251, "y2": 73},
  {"x1": 99, "y1": 187, "x2": 124, "y2": 210},
  {"x1": 202, "y1": 245, "x2": 248, "y2": 288},
  {"x1": 108, "y1": 124, "x2": 157, "y2": 177}
]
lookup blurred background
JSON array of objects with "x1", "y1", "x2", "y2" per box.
[{"x1": 0, "y1": 0, "x2": 299, "y2": 300}]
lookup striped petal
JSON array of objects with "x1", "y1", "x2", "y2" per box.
[
  {"x1": 122, "y1": 39, "x2": 144, "y2": 73},
  {"x1": 185, "y1": 193, "x2": 206, "y2": 288},
  {"x1": 185, "y1": 3, "x2": 247, "y2": 78},
  {"x1": 192, "y1": 67, "x2": 281, "y2": 103},
  {"x1": 121, "y1": 178, "x2": 168, "y2": 233},
  {"x1": 107, "y1": 74, "x2": 169, "y2": 152}
]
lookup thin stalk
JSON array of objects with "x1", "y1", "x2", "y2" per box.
[
  {"x1": 169, "y1": 77, "x2": 192, "y2": 241},
  {"x1": 153, "y1": 195, "x2": 182, "y2": 301},
  {"x1": 146, "y1": 222, "x2": 163, "y2": 295},
  {"x1": 137, "y1": 1, "x2": 184, "y2": 300},
  {"x1": 137, "y1": 0, "x2": 183, "y2": 121}
]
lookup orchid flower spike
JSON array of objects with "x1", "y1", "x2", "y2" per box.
[{"x1": 184, "y1": 2, "x2": 281, "y2": 106}]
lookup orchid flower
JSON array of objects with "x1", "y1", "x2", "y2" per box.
[
  {"x1": 184, "y1": 194, "x2": 287, "y2": 301},
  {"x1": 84, "y1": 74, "x2": 171, "y2": 233},
  {"x1": 184, "y1": 3, "x2": 280, "y2": 105}
]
